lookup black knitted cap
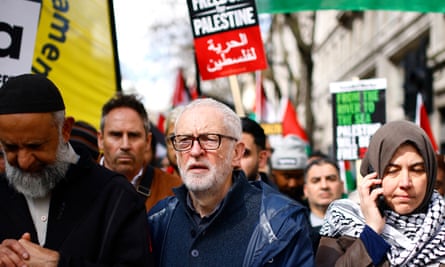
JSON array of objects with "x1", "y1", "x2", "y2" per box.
[
  {"x1": 0, "y1": 74, "x2": 65, "y2": 114},
  {"x1": 69, "y1": 121, "x2": 99, "y2": 160}
]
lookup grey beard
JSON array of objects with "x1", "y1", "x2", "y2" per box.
[{"x1": 5, "y1": 141, "x2": 72, "y2": 198}]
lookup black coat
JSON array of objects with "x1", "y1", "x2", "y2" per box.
[{"x1": 0, "y1": 152, "x2": 153, "y2": 266}]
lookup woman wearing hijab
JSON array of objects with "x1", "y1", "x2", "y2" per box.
[{"x1": 316, "y1": 120, "x2": 445, "y2": 266}]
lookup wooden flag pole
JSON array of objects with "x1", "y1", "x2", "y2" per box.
[{"x1": 228, "y1": 75, "x2": 245, "y2": 117}]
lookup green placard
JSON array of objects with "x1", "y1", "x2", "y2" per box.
[{"x1": 330, "y1": 78, "x2": 386, "y2": 161}]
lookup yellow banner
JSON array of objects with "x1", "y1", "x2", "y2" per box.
[{"x1": 32, "y1": 0, "x2": 118, "y2": 129}]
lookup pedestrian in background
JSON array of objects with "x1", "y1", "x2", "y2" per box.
[
  {"x1": 240, "y1": 117, "x2": 277, "y2": 188},
  {"x1": 271, "y1": 134, "x2": 308, "y2": 206},
  {"x1": 304, "y1": 157, "x2": 344, "y2": 252},
  {"x1": 436, "y1": 153, "x2": 445, "y2": 196},
  {"x1": 163, "y1": 105, "x2": 185, "y2": 177},
  {"x1": 98, "y1": 93, "x2": 182, "y2": 211}
]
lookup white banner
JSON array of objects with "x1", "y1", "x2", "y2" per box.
[{"x1": 0, "y1": 0, "x2": 41, "y2": 87}]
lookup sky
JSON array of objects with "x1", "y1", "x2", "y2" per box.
[
  {"x1": 113, "y1": 0, "x2": 189, "y2": 113},
  {"x1": 113, "y1": 0, "x2": 271, "y2": 116}
]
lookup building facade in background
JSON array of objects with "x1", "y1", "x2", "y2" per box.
[{"x1": 312, "y1": 11, "x2": 445, "y2": 154}]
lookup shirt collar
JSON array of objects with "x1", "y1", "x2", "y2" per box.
[{"x1": 98, "y1": 156, "x2": 143, "y2": 185}]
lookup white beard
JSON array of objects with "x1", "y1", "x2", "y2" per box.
[
  {"x1": 180, "y1": 153, "x2": 233, "y2": 195},
  {"x1": 5, "y1": 139, "x2": 72, "y2": 198}
]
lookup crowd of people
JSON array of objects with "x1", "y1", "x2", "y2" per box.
[{"x1": 1, "y1": 73, "x2": 445, "y2": 266}]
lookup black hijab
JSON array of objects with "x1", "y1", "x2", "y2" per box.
[{"x1": 360, "y1": 120, "x2": 437, "y2": 213}]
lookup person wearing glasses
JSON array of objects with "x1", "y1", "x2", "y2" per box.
[{"x1": 148, "y1": 98, "x2": 314, "y2": 267}]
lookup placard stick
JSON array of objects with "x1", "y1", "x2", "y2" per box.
[{"x1": 229, "y1": 75, "x2": 245, "y2": 116}]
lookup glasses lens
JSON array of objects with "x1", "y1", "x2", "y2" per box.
[
  {"x1": 199, "y1": 134, "x2": 220, "y2": 150},
  {"x1": 174, "y1": 136, "x2": 193, "y2": 151},
  {"x1": 172, "y1": 134, "x2": 226, "y2": 151}
]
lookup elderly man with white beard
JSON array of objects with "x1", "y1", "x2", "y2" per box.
[
  {"x1": 0, "y1": 74, "x2": 153, "y2": 267},
  {"x1": 148, "y1": 98, "x2": 314, "y2": 267}
]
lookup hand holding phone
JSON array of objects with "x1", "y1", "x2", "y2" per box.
[{"x1": 368, "y1": 165, "x2": 386, "y2": 217}]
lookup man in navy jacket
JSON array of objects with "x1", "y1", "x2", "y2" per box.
[{"x1": 148, "y1": 98, "x2": 313, "y2": 266}]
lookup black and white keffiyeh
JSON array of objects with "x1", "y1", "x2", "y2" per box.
[{"x1": 320, "y1": 192, "x2": 445, "y2": 266}]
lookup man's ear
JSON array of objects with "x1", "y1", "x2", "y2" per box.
[
  {"x1": 62, "y1": 116, "x2": 75, "y2": 143},
  {"x1": 232, "y1": 142, "x2": 245, "y2": 168},
  {"x1": 258, "y1": 149, "x2": 268, "y2": 170},
  {"x1": 97, "y1": 130, "x2": 104, "y2": 151},
  {"x1": 303, "y1": 184, "x2": 309, "y2": 198}
]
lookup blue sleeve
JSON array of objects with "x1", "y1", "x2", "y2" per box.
[
  {"x1": 359, "y1": 225, "x2": 390, "y2": 265},
  {"x1": 280, "y1": 210, "x2": 315, "y2": 267}
]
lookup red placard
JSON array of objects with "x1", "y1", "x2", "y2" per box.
[
  {"x1": 194, "y1": 27, "x2": 267, "y2": 80},
  {"x1": 187, "y1": 0, "x2": 267, "y2": 80}
]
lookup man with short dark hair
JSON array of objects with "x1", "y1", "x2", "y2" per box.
[
  {"x1": 99, "y1": 93, "x2": 182, "y2": 211},
  {"x1": 240, "y1": 117, "x2": 276, "y2": 188},
  {"x1": 303, "y1": 157, "x2": 344, "y2": 251},
  {"x1": 304, "y1": 157, "x2": 344, "y2": 227},
  {"x1": 0, "y1": 74, "x2": 152, "y2": 266}
]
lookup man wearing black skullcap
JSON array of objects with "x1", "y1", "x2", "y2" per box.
[{"x1": 0, "y1": 74, "x2": 153, "y2": 266}]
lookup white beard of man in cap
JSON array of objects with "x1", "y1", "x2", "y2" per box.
[
  {"x1": 3, "y1": 112, "x2": 73, "y2": 198},
  {"x1": 0, "y1": 73, "x2": 153, "y2": 267}
]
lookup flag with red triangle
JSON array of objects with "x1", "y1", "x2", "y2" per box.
[
  {"x1": 253, "y1": 71, "x2": 266, "y2": 122},
  {"x1": 172, "y1": 69, "x2": 199, "y2": 107},
  {"x1": 156, "y1": 113, "x2": 166, "y2": 134},
  {"x1": 415, "y1": 92, "x2": 439, "y2": 152},
  {"x1": 338, "y1": 160, "x2": 355, "y2": 193},
  {"x1": 280, "y1": 97, "x2": 309, "y2": 143},
  {"x1": 172, "y1": 69, "x2": 189, "y2": 107},
  {"x1": 253, "y1": 71, "x2": 276, "y2": 123}
]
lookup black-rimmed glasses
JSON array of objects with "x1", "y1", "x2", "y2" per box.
[{"x1": 170, "y1": 133, "x2": 238, "y2": 152}]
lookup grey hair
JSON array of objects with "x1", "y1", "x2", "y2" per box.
[
  {"x1": 52, "y1": 110, "x2": 66, "y2": 135},
  {"x1": 165, "y1": 105, "x2": 185, "y2": 136},
  {"x1": 175, "y1": 98, "x2": 241, "y2": 140}
]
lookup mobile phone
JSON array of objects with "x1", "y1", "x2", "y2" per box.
[{"x1": 368, "y1": 165, "x2": 386, "y2": 217}]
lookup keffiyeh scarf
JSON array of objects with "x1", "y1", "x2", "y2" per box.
[{"x1": 320, "y1": 193, "x2": 445, "y2": 266}]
